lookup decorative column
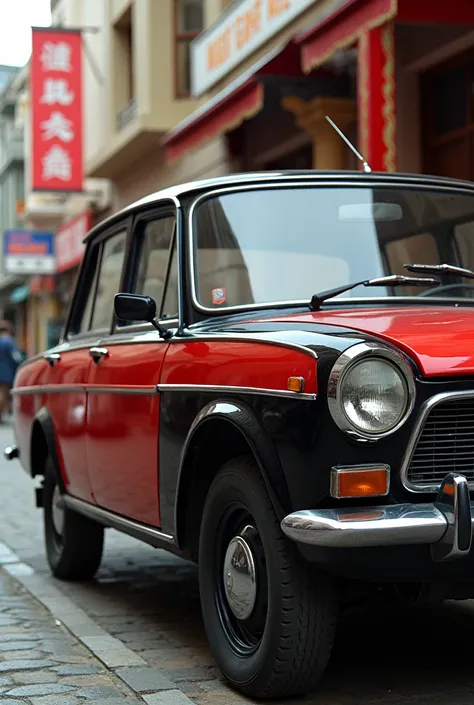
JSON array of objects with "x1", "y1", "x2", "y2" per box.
[
  {"x1": 357, "y1": 21, "x2": 396, "y2": 172},
  {"x1": 282, "y1": 96, "x2": 356, "y2": 170}
]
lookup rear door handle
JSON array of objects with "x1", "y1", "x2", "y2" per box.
[
  {"x1": 44, "y1": 353, "x2": 61, "y2": 367},
  {"x1": 89, "y1": 347, "x2": 109, "y2": 363}
]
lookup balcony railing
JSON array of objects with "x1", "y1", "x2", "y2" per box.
[{"x1": 116, "y1": 98, "x2": 137, "y2": 131}]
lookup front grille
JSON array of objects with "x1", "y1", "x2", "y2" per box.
[{"x1": 406, "y1": 396, "x2": 474, "y2": 490}]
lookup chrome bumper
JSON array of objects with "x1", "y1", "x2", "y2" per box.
[{"x1": 281, "y1": 472, "x2": 472, "y2": 562}]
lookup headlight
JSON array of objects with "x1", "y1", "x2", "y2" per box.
[{"x1": 328, "y1": 343, "x2": 415, "y2": 439}]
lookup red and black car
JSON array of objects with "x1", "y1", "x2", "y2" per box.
[{"x1": 7, "y1": 170, "x2": 474, "y2": 699}]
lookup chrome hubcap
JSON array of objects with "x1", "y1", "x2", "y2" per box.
[
  {"x1": 223, "y1": 534, "x2": 257, "y2": 620},
  {"x1": 52, "y1": 485, "x2": 65, "y2": 536}
]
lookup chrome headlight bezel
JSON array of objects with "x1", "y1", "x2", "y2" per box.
[{"x1": 327, "y1": 342, "x2": 416, "y2": 440}]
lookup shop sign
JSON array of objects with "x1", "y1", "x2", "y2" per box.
[
  {"x1": 3, "y1": 230, "x2": 55, "y2": 275},
  {"x1": 30, "y1": 27, "x2": 84, "y2": 192},
  {"x1": 55, "y1": 209, "x2": 92, "y2": 273},
  {"x1": 191, "y1": 0, "x2": 316, "y2": 96}
]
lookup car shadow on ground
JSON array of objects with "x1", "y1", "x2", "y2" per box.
[{"x1": 49, "y1": 538, "x2": 474, "y2": 705}]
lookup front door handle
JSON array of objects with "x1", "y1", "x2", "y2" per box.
[
  {"x1": 44, "y1": 353, "x2": 61, "y2": 367},
  {"x1": 89, "y1": 347, "x2": 109, "y2": 363}
]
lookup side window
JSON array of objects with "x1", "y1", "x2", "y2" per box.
[
  {"x1": 75, "y1": 245, "x2": 100, "y2": 335},
  {"x1": 90, "y1": 230, "x2": 127, "y2": 330},
  {"x1": 132, "y1": 216, "x2": 177, "y2": 318}
]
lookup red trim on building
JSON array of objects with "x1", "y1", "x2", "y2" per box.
[
  {"x1": 357, "y1": 22, "x2": 396, "y2": 172},
  {"x1": 297, "y1": 0, "x2": 397, "y2": 73},
  {"x1": 162, "y1": 41, "x2": 302, "y2": 165},
  {"x1": 164, "y1": 80, "x2": 264, "y2": 165}
]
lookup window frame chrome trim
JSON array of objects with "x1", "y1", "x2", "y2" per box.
[
  {"x1": 187, "y1": 180, "x2": 474, "y2": 318},
  {"x1": 327, "y1": 341, "x2": 416, "y2": 441},
  {"x1": 400, "y1": 390, "x2": 474, "y2": 493},
  {"x1": 158, "y1": 383, "x2": 316, "y2": 400}
]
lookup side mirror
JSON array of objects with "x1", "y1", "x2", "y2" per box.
[
  {"x1": 114, "y1": 293, "x2": 156, "y2": 322},
  {"x1": 114, "y1": 293, "x2": 172, "y2": 339}
]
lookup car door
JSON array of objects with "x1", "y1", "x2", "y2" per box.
[
  {"x1": 37, "y1": 238, "x2": 107, "y2": 503},
  {"x1": 86, "y1": 205, "x2": 179, "y2": 527}
]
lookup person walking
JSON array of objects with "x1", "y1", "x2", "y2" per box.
[{"x1": 0, "y1": 321, "x2": 22, "y2": 423}]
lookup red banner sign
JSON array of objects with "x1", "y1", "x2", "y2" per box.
[
  {"x1": 55, "y1": 209, "x2": 92, "y2": 273},
  {"x1": 31, "y1": 28, "x2": 83, "y2": 192}
]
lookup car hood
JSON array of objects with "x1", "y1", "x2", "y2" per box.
[{"x1": 262, "y1": 306, "x2": 474, "y2": 378}]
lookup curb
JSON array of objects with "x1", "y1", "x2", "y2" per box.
[{"x1": 0, "y1": 541, "x2": 196, "y2": 705}]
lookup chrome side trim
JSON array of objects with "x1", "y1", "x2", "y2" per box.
[
  {"x1": 64, "y1": 496, "x2": 175, "y2": 545},
  {"x1": 400, "y1": 390, "x2": 474, "y2": 493},
  {"x1": 12, "y1": 385, "x2": 158, "y2": 396},
  {"x1": 12, "y1": 385, "x2": 84, "y2": 396},
  {"x1": 88, "y1": 386, "x2": 158, "y2": 396},
  {"x1": 158, "y1": 383, "x2": 316, "y2": 400},
  {"x1": 327, "y1": 342, "x2": 416, "y2": 441},
  {"x1": 281, "y1": 504, "x2": 449, "y2": 548},
  {"x1": 170, "y1": 332, "x2": 319, "y2": 360}
]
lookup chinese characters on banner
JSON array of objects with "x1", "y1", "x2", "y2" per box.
[{"x1": 31, "y1": 28, "x2": 83, "y2": 192}]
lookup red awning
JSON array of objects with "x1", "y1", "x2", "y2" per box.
[
  {"x1": 296, "y1": 0, "x2": 397, "y2": 74},
  {"x1": 163, "y1": 42, "x2": 301, "y2": 165}
]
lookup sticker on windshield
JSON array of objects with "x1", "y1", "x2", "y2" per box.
[{"x1": 212, "y1": 287, "x2": 226, "y2": 305}]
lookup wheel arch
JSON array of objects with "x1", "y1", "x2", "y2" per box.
[
  {"x1": 174, "y1": 399, "x2": 290, "y2": 561},
  {"x1": 30, "y1": 408, "x2": 65, "y2": 493}
]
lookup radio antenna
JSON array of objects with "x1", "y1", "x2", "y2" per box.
[{"x1": 325, "y1": 115, "x2": 372, "y2": 173}]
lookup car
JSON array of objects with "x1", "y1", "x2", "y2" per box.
[{"x1": 7, "y1": 169, "x2": 474, "y2": 699}]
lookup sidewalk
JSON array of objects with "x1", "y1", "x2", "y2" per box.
[{"x1": 0, "y1": 562, "x2": 144, "y2": 705}]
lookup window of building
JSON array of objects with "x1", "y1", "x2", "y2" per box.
[
  {"x1": 132, "y1": 216, "x2": 178, "y2": 319},
  {"x1": 422, "y1": 48, "x2": 474, "y2": 180},
  {"x1": 114, "y1": 7, "x2": 136, "y2": 130},
  {"x1": 175, "y1": 0, "x2": 203, "y2": 97}
]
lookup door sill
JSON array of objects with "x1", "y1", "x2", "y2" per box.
[{"x1": 63, "y1": 496, "x2": 176, "y2": 549}]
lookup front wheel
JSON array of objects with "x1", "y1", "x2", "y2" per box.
[
  {"x1": 43, "y1": 456, "x2": 104, "y2": 580},
  {"x1": 198, "y1": 456, "x2": 338, "y2": 700}
]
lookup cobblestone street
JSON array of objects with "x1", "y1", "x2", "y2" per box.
[{"x1": 2, "y1": 425, "x2": 474, "y2": 704}]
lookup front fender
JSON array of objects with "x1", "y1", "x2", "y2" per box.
[
  {"x1": 31, "y1": 407, "x2": 66, "y2": 493},
  {"x1": 175, "y1": 398, "x2": 291, "y2": 531}
]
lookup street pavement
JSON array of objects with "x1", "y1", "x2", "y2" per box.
[{"x1": 1, "y1": 424, "x2": 474, "y2": 704}]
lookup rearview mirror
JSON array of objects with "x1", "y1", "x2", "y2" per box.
[
  {"x1": 114, "y1": 293, "x2": 156, "y2": 322},
  {"x1": 338, "y1": 203, "x2": 403, "y2": 222}
]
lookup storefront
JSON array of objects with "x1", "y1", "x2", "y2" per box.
[{"x1": 163, "y1": 0, "x2": 474, "y2": 181}]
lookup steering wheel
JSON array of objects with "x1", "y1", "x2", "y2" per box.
[{"x1": 419, "y1": 283, "x2": 474, "y2": 297}]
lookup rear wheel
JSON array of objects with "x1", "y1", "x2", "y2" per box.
[
  {"x1": 198, "y1": 456, "x2": 338, "y2": 699},
  {"x1": 43, "y1": 455, "x2": 104, "y2": 580}
]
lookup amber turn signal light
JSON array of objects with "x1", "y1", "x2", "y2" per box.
[
  {"x1": 330, "y1": 465, "x2": 390, "y2": 499},
  {"x1": 287, "y1": 376, "x2": 305, "y2": 392}
]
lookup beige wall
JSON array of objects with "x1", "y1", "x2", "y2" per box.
[{"x1": 114, "y1": 137, "x2": 234, "y2": 209}]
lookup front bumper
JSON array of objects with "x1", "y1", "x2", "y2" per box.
[{"x1": 281, "y1": 472, "x2": 472, "y2": 562}]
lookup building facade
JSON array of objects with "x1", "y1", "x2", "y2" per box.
[
  {"x1": 0, "y1": 67, "x2": 29, "y2": 352},
  {"x1": 163, "y1": 0, "x2": 474, "y2": 183}
]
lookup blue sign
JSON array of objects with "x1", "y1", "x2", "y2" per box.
[{"x1": 3, "y1": 230, "x2": 55, "y2": 275}]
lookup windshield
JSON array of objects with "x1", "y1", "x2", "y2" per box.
[{"x1": 192, "y1": 185, "x2": 474, "y2": 309}]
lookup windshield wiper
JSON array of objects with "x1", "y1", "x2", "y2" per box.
[
  {"x1": 404, "y1": 263, "x2": 474, "y2": 279},
  {"x1": 309, "y1": 274, "x2": 441, "y2": 311}
]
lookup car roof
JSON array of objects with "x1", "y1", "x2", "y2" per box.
[{"x1": 84, "y1": 169, "x2": 474, "y2": 243}]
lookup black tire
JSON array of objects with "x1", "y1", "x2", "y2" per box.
[
  {"x1": 43, "y1": 455, "x2": 104, "y2": 580},
  {"x1": 198, "y1": 456, "x2": 338, "y2": 700}
]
